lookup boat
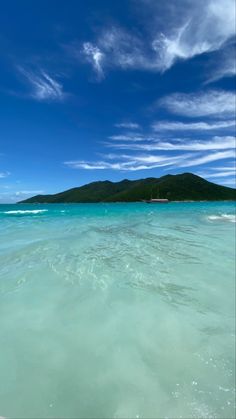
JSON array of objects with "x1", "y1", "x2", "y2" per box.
[
  {"x1": 144, "y1": 187, "x2": 169, "y2": 203},
  {"x1": 145, "y1": 198, "x2": 169, "y2": 203}
]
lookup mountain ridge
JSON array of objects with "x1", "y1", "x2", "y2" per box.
[{"x1": 19, "y1": 173, "x2": 236, "y2": 203}]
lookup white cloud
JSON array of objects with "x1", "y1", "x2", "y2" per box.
[
  {"x1": 108, "y1": 136, "x2": 236, "y2": 152},
  {"x1": 152, "y1": 120, "x2": 235, "y2": 132},
  {"x1": 64, "y1": 154, "x2": 185, "y2": 171},
  {"x1": 214, "y1": 178, "x2": 236, "y2": 186},
  {"x1": 81, "y1": 27, "x2": 149, "y2": 77},
  {"x1": 195, "y1": 164, "x2": 236, "y2": 185},
  {"x1": 0, "y1": 189, "x2": 44, "y2": 204},
  {"x1": 83, "y1": 43, "x2": 105, "y2": 79},
  {"x1": 64, "y1": 148, "x2": 235, "y2": 172},
  {"x1": 15, "y1": 190, "x2": 44, "y2": 196},
  {"x1": 152, "y1": 0, "x2": 235, "y2": 71},
  {"x1": 200, "y1": 171, "x2": 235, "y2": 178},
  {"x1": 64, "y1": 160, "x2": 124, "y2": 170},
  {"x1": 212, "y1": 165, "x2": 236, "y2": 172},
  {"x1": 115, "y1": 122, "x2": 140, "y2": 129},
  {"x1": 0, "y1": 171, "x2": 10, "y2": 178},
  {"x1": 176, "y1": 150, "x2": 235, "y2": 167},
  {"x1": 197, "y1": 164, "x2": 236, "y2": 179},
  {"x1": 205, "y1": 46, "x2": 236, "y2": 84},
  {"x1": 108, "y1": 134, "x2": 145, "y2": 142},
  {"x1": 159, "y1": 90, "x2": 235, "y2": 117},
  {"x1": 81, "y1": 0, "x2": 235, "y2": 76},
  {"x1": 120, "y1": 150, "x2": 235, "y2": 168},
  {"x1": 99, "y1": 27, "x2": 148, "y2": 69},
  {"x1": 18, "y1": 67, "x2": 65, "y2": 101}
]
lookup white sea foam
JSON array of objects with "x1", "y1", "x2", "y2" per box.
[
  {"x1": 2, "y1": 209, "x2": 48, "y2": 215},
  {"x1": 208, "y1": 214, "x2": 236, "y2": 223}
]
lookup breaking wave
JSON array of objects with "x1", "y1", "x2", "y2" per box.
[
  {"x1": 2, "y1": 209, "x2": 48, "y2": 215},
  {"x1": 208, "y1": 214, "x2": 236, "y2": 223}
]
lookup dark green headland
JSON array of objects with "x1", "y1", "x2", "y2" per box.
[{"x1": 19, "y1": 173, "x2": 236, "y2": 203}]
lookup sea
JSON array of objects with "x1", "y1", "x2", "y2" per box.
[{"x1": 0, "y1": 202, "x2": 235, "y2": 419}]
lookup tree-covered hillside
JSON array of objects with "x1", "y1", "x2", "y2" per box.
[{"x1": 19, "y1": 173, "x2": 236, "y2": 203}]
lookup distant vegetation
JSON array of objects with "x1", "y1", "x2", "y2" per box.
[{"x1": 19, "y1": 173, "x2": 236, "y2": 203}]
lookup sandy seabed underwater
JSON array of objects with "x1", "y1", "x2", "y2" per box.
[{"x1": 0, "y1": 202, "x2": 235, "y2": 419}]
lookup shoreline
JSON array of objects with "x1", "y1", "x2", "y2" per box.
[{"x1": 11, "y1": 199, "x2": 236, "y2": 205}]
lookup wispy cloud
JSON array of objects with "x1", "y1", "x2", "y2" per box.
[
  {"x1": 205, "y1": 48, "x2": 236, "y2": 84},
  {"x1": 0, "y1": 171, "x2": 10, "y2": 178},
  {"x1": 210, "y1": 165, "x2": 236, "y2": 172},
  {"x1": 115, "y1": 122, "x2": 140, "y2": 129},
  {"x1": 15, "y1": 190, "x2": 44, "y2": 196},
  {"x1": 65, "y1": 160, "x2": 128, "y2": 170},
  {"x1": 0, "y1": 189, "x2": 44, "y2": 203},
  {"x1": 97, "y1": 27, "x2": 149, "y2": 70},
  {"x1": 64, "y1": 148, "x2": 235, "y2": 172},
  {"x1": 159, "y1": 90, "x2": 235, "y2": 117},
  {"x1": 175, "y1": 150, "x2": 235, "y2": 168},
  {"x1": 200, "y1": 171, "x2": 235, "y2": 178},
  {"x1": 80, "y1": 0, "x2": 235, "y2": 77},
  {"x1": 152, "y1": 120, "x2": 235, "y2": 132},
  {"x1": 215, "y1": 178, "x2": 236, "y2": 186},
  {"x1": 122, "y1": 150, "x2": 235, "y2": 168},
  {"x1": 107, "y1": 135, "x2": 236, "y2": 152},
  {"x1": 108, "y1": 134, "x2": 145, "y2": 142},
  {"x1": 196, "y1": 165, "x2": 236, "y2": 184},
  {"x1": 64, "y1": 154, "x2": 189, "y2": 171},
  {"x1": 18, "y1": 67, "x2": 65, "y2": 101},
  {"x1": 81, "y1": 27, "x2": 148, "y2": 77},
  {"x1": 151, "y1": 0, "x2": 235, "y2": 71},
  {"x1": 83, "y1": 43, "x2": 105, "y2": 80}
]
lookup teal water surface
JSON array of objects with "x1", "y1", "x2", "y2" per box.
[{"x1": 0, "y1": 202, "x2": 235, "y2": 418}]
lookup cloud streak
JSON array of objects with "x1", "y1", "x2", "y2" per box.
[
  {"x1": 205, "y1": 48, "x2": 236, "y2": 84},
  {"x1": 108, "y1": 134, "x2": 145, "y2": 142},
  {"x1": 159, "y1": 90, "x2": 235, "y2": 117},
  {"x1": 107, "y1": 136, "x2": 236, "y2": 152},
  {"x1": 115, "y1": 122, "x2": 140, "y2": 129},
  {"x1": 196, "y1": 165, "x2": 236, "y2": 183},
  {"x1": 175, "y1": 150, "x2": 235, "y2": 168},
  {"x1": 152, "y1": 120, "x2": 235, "y2": 132},
  {"x1": 18, "y1": 67, "x2": 65, "y2": 101},
  {"x1": 64, "y1": 148, "x2": 235, "y2": 172},
  {"x1": 15, "y1": 190, "x2": 44, "y2": 196},
  {"x1": 200, "y1": 171, "x2": 235, "y2": 178}
]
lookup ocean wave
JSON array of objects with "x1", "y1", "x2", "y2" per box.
[
  {"x1": 2, "y1": 209, "x2": 48, "y2": 215},
  {"x1": 208, "y1": 214, "x2": 236, "y2": 223}
]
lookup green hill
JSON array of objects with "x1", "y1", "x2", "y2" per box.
[{"x1": 19, "y1": 173, "x2": 236, "y2": 203}]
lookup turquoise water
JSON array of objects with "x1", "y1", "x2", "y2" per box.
[{"x1": 0, "y1": 202, "x2": 235, "y2": 419}]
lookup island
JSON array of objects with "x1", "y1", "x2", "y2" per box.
[{"x1": 19, "y1": 173, "x2": 236, "y2": 203}]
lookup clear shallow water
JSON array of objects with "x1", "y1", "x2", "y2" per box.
[{"x1": 0, "y1": 202, "x2": 235, "y2": 419}]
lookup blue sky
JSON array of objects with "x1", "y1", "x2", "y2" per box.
[{"x1": 0, "y1": 0, "x2": 235, "y2": 202}]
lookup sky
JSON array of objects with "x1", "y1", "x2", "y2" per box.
[{"x1": 0, "y1": 0, "x2": 235, "y2": 202}]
